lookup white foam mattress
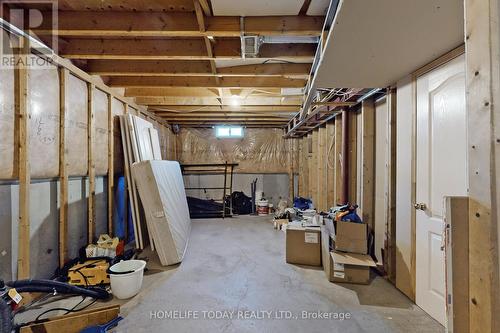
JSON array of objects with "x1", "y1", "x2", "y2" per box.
[{"x1": 132, "y1": 160, "x2": 191, "y2": 265}]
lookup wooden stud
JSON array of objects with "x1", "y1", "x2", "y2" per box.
[
  {"x1": 465, "y1": 0, "x2": 500, "y2": 331},
  {"x1": 310, "y1": 130, "x2": 319, "y2": 205},
  {"x1": 15, "y1": 37, "x2": 30, "y2": 279},
  {"x1": 360, "y1": 98, "x2": 375, "y2": 230},
  {"x1": 334, "y1": 117, "x2": 343, "y2": 205},
  {"x1": 87, "y1": 83, "x2": 96, "y2": 243},
  {"x1": 347, "y1": 111, "x2": 358, "y2": 203},
  {"x1": 58, "y1": 67, "x2": 69, "y2": 268},
  {"x1": 386, "y1": 89, "x2": 397, "y2": 283},
  {"x1": 326, "y1": 121, "x2": 335, "y2": 207},
  {"x1": 107, "y1": 94, "x2": 114, "y2": 236},
  {"x1": 317, "y1": 126, "x2": 327, "y2": 211}
]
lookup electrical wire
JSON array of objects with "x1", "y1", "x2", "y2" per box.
[{"x1": 34, "y1": 297, "x2": 97, "y2": 322}]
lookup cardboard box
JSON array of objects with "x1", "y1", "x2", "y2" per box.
[
  {"x1": 335, "y1": 221, "x2": 368, "y2": 254},
  {"x1": 286, "y1": 226, "x2": 321, "y2": 266},
  {"x1": 327, "y1": 251, "x2": 376, "y2": 284}
]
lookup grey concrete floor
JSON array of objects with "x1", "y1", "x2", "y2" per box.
[{"x1": 118, "y1": 216, "x2": 443, "y2": 333}]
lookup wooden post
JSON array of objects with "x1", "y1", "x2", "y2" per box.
[
  {"x1": 87, "y1": 83, "x2": 96, "y2": 243},
  {"x1": 15, "y1": 37, "x2": 30, "y2": 279},
  {"x1": 58, "y1": 67, "x2": 69, "y2": 268},
  {"x1": 386, "y1": 89, "x2": 397, "y2": 282},
  {"x1": 107, "y1": 94, "x2": 114, "y2": 236},
  {"x1": 465, "y1": 0, "x2": 500, "y2": 331},
  {"x1": 360, "y1": 98, "x2": 375, "y2": 230},
  {"x1": 334, "y1": 116, "x2": 343, "y2": 205}
]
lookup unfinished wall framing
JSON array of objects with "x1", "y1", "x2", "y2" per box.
[{"x1": 0, "y1": 27, "x2": 175, "y2": 279}]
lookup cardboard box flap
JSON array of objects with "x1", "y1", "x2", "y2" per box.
[{"x1": 331, "y1": 251, "x2": 376, "y2": 267}]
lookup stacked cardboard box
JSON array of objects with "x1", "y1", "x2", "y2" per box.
[
  {"x1": 321, "y1": 219, "x2": 376, "y2": 284},
  {"x1": 285, "y1": 225, "x2": 322, "y2": 266}
]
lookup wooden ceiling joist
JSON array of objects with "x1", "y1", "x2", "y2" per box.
[
  {"x1": 132, "y1": 96, "x2": 303, "y2": 106},
  {"x1": 36, "y1": 11, "x2": 323, "y2": 37},
  {"x1": 59, "y1": 38, "x2": 316, "y2": 61},
  {"x1": 107, "y1": 76, "x2": 306, "y2": 88},
  {"x1": 84, "y1": 60, "x2": 311, "y2": 77},
  {"x1": 148, "y1": 105, "x2": 300, "y2": 112}
]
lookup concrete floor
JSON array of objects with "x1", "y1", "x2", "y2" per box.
[{"x1": 119, "y1": 216, "x2": 443, "y2": 333}]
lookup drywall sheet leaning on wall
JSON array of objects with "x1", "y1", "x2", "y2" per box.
[
  {"x1": 177, "y1": 128, "x2": 290, "y2": 173},
  {"x1": 66, "y1": 74, "x2": 88, "y2": 176},
  {"x1": 0, "y1": 33, "x2": 15, "y2": 179},
  {"x1": 132, "y1": 160, "x2": 191, "y2": 266}
]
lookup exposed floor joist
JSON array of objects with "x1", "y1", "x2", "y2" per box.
[
  {"x1": 107, "y1": 76, "x2": 306, "y2": 88},
  {"x1": 41, "y1": 0, "x2": 326, "y2": 127},
  {"x1": 59, "y1": 38, "x2": 316, "y2": 61},
  {"x1": 84, "y1": 60, "x2": 311, "y2": 77},
  {"x1": 36, "y1": 12, "x2": 323, "y2": 37}
]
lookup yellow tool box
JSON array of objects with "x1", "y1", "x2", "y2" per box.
[{"x1": 67, "y1": 259, "x2": 110, "y2": 286}]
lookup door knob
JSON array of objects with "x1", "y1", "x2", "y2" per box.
[{"x1": 414, "y1": 203, "x2": 427, "y2": 211}]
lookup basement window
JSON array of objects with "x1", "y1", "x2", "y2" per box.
[{"x1": 215, "y1": 126, "x2": 244, "y2": 138}]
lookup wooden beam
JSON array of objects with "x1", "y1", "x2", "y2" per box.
[
  {"x1": 36, "y1": 11, "x2": 323, "y2": 37},
  {"x1": 127, "y1": 87, "x2": 298, "y2": 98},
  {"x1": 149, "y1": 105, "x2": 299, "y2": 112},
  {"x1": 465, "y1": 0, "x2": 500, "y2": 331},
  {"x1": 87, "y1": 83, "x2": 96, "y2": 243},
  {"x1": 299, "y1": 0, "x2": 312, "y2": 15},
  {"x1": 20, "y1": 305, "x2": 120, "y2": 333},
  {"x1": 132, "y1": 95, "x2": 302, "y2": 105},
  {"x1": 60, "y1": 38, "x2": 316, "y2": 60},
  {"x1": 15, "y1": 37, "x2": 30, "y2": 279},
  {"x1": 360, "y1": 98, "x2": 375, "y2": 230},
  {"x1": 85, "y1": 60, "x2": 311, "y2": 77},
  {"x1": 159, "y1": 112, "x2": 292, "y2": 118},
  {"x1": 107, "y1": 76, "x2": 306, "y2": 88},
  {"x1": 107, "y1": 93, "x2": 114, "y2": 236},
  {"x1": 161, "y1": 117, "x2": 288, "y2": 121},
  {"x1": 58, "y1": 67, "x2": 69, "y2": 268}
]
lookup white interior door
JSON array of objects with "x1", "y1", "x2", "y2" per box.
[{"x1": 415, "y1": 54, "x2": 467, "y2": 325}]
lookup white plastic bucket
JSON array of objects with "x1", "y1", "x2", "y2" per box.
[
  {"x1": 257, "y1": 199, "x2": 269, "y2": 215},
  {"x1": 109, "y1": 259, "x2": 146, "y2": 299}
]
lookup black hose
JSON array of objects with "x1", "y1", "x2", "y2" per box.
[
  {"x1": 6, "y1": 280, "x2": 110, "y2": 300},
  {"x1": 0, "y1": 297, "x2": 12, "y2": 333}
]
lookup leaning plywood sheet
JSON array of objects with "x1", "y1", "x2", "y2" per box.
[
  {"x1": 132, "y1": 160, "x2": 191, "y2": 265},
  {"x1": 132, "y1": 115, "x2": 155, "y2": 161},
  {"x1": 28, "y1": 62, "x2": 60, "y2": 178},
  {"x1": 149, "y1": 128, "x2": 162, "y2": 160},
  {"x1": 0, "y1": 34, "x2": 15, "y2": 179},
  {"x1": 66, "y1": 74, "x2": 88, "y2": 176},
  {"x1": 120, "y1": 115, "x2": 144, "y2": 249}
]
